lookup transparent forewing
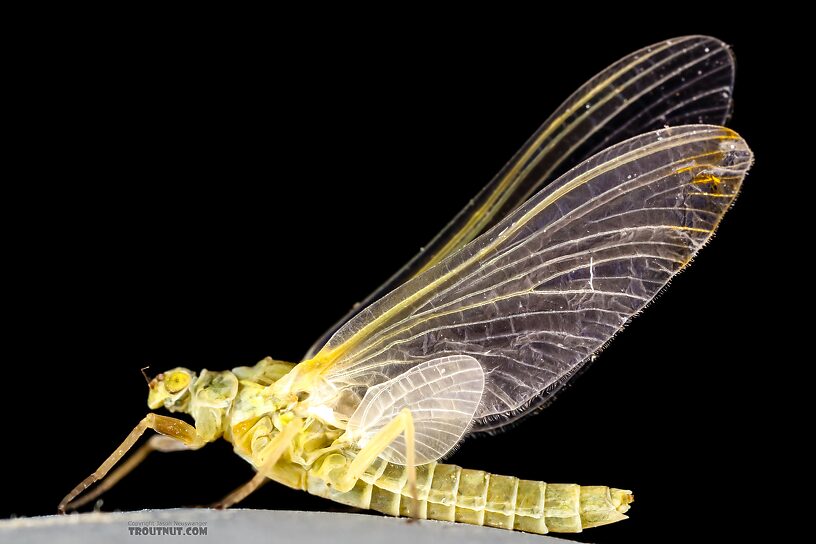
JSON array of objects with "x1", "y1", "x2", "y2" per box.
[
  {"x1": 313, "y1": 125, "x2": 753, "y2": 434},
  {"x1": 303, "y1": 35, "x2": 735, "y2": 360},
  {"x1": 346, "y1": 355, "x2": 484, "y2": 465}
]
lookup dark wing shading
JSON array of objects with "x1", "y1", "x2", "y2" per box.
[
  {"x1": 304, "y1": 35, "x2": 735, "y2": 360},
  {"x1": 312, "y1": 125, "x2": 752, "y2": 434}
]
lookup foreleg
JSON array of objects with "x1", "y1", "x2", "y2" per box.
[{"x1": 59, "y1": 414, "x2": 205, "y2": 513}]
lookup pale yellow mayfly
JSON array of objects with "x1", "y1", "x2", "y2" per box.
[{"x1": 60, "y1": 36, "x2": 753, "y2": 535}]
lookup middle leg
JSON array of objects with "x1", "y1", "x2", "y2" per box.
[{"x1": 210, "y1": 417, "x2": 304, "y2": 509}]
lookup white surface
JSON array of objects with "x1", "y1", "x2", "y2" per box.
[{"x1": 0, "y1": 509, "x2": 577, "y2": 544}]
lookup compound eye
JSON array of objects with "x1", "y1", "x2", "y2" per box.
[{"x1": 165, "y1": 371, "x2": 191, "y2": 393}]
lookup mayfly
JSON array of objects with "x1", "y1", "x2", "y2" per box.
[{"x1": 60, "y1": 36, "x2": 753, "y2": 535}]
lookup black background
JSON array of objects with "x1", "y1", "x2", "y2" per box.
[{"x1": 4, "y1": 14, "x2": 793, "y2": 544}]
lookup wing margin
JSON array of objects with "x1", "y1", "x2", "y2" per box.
[
  {"x1": 313, "y1": 125, "x2": 752, "y2": 434},
  {"x1": 304, "y1": 35, "x2": 735, "y2": 360}
]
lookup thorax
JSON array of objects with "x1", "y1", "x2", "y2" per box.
[{"x1": 224, "y1": 358, "x2": 352, "y2": 483}]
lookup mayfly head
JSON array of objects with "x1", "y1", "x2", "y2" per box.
[{"x1": 147, "y1": 367, "x2": 196, "y2": 412}]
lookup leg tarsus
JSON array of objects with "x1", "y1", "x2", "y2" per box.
[
  {"x1": 209, "y1": 479, "x2": 269, "y2": 509},
  {"x1": 400, "y1": 408, "x2": 420, "y2": 520},
  {"x1": 64, "y1": 435, "x2": 196, "y2": 511},
  {"x1": 59, "y1": 414, "x2": 204, "y2": 513}
]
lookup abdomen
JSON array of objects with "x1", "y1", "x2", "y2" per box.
[{"x1": 305, "y1": 458, "x2": 633, "y2": 534}]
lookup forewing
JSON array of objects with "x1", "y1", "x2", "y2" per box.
[
  {"x1": 313, "y1": 125, "x2": 753, "y2": 433},
  {"x1": 304, "y1": 35, "x2": 735, "y2": 360},
  {"x1": 346, "y1": 355, "x2": 484, "y2": 465}
]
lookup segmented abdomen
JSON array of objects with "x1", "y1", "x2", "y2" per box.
[{"x1": 306, "y1": 459, "x2": 633, "y2": 534}]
